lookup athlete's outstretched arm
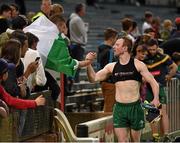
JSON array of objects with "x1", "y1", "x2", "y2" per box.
[
  {"x1": 85, "y1": 52, "x2": 114, "y2": 83},
  {"x1": 87, "y1": 64, "x2": 112, "y2": 82}
]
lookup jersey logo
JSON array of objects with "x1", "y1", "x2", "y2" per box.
[{"x1": 150, "y1": 70, "x2": 160, "y2": 76}]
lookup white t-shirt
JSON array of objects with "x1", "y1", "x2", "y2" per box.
[
  {"x1": 22, "y1": 48, "x2": 47, "y2": 91},
  {"x1": 142, "y1": 21, "x2": 152, "y2": 34}
]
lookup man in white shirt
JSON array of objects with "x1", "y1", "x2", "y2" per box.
[
  {"x1": 22, "y1": 32, "x2": 46, "y2": 91},
  {"x1": 142, "y1": 11, "x2": 153, "y2": 34},
  {"x1": 22, "y1": 48, "x2": 47, "y2": 91},
  {"x1": 121, "y1": 18, "x2": 135, "y2": 44}
]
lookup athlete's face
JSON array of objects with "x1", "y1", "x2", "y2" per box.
[{"x1": 113, "y1": 39, "x2": 126, "y2": 56}]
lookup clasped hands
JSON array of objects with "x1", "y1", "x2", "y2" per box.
[{"x1": 85, "y1": 52, "x2": 97, "y2": 62}]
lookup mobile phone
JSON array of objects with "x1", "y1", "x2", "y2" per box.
[{"x1": 35, "y1": 57, "x2": 40, "y2": 62}]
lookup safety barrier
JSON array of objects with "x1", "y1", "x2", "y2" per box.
[
  {"x1": 166, "y1": 78, "x2": 180, "y2": 132},
  {"x1": 76, "y1": 115, "x2": 114, "y2": 142},
  {"x1": 0, "y1": 90, "x2": 54, "y2": 142}
]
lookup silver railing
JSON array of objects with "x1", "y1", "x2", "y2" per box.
[{"x1": 166, "y1": 78, "x2": 180, "y2": 132}]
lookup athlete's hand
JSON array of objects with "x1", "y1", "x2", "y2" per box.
[{"x1": 85, "y1": 52, "x2": 96, "y2": 61}]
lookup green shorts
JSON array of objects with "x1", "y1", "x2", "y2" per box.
[
  {"x1": 113, "y1": 100, "x2": 145, "y2": 131},
  {"x1": 146, "y1": 86, "x2": 167, "y2": 104}
]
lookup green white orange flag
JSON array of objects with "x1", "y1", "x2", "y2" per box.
[{"x1": 23, "y1": 15, "x2": 78, "y2": 77}]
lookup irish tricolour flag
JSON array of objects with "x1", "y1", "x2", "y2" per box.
[{"x1": 24, "y1": 15, "x2": 78, "y2": 76}]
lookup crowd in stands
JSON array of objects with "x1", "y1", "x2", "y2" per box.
[
  {"x1": 0, "y1": 0, "x2": 93, "y2": 133},
  {"x1": 0, "y1": 0, "x2": 180, "y2": 141}
]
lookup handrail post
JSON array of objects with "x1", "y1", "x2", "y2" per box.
[{"x1": 60, "y1": 73, "x2": 64, "y2": 112}]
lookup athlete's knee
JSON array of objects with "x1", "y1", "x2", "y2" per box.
[
  {"x1": 118, "y1": 136, "x2": 129, "y2": 142},
  {"x1": 130, "y1": 130, "x2": 141, "y2": 142}
]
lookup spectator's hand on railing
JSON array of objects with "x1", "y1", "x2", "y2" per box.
[
  {"x1": 35, "y1": 95, "x2": 46, "y2": 106},
  {"x1": 165, "y1": 74, "x2": 172, "y2": 81}
]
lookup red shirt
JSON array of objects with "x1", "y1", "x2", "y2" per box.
[{"x1": 0, "y1": 85, "x2": 37, "y2": 109}]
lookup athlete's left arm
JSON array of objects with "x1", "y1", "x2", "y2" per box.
[{"x1": 135, "y1": 59, "x2": 160, "y2": 107}]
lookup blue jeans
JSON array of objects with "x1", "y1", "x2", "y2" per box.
[{"x1": 69, "y1": 44, "x2": 85, "y2": 82}]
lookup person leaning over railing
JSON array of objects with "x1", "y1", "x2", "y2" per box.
[
  {"x1": 0, "y1": 58, "x2": 45, "y2": 118},
  {"x1": 144, "y1": 38, "x2": 178, "y2": 141}
]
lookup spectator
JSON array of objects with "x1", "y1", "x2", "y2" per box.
[
  {"x1": 1, "y1": 37, "x2": 38, "y2": 135},
  {"x1": 69, "y1": 3, "x2": 88, "y2": 82},
  {"x1": 1, "y1": 38, "x2": 37, "y2": 97},
  {"x1": 121, "y1": 17, "x2": 135, "y2": 43},
  {"x1": 160, "y1": 19, "x2": 173, "y2": 41},
  {"x1": 50, "y1": 3, "x2": 64, "y2": 16},
  {"x1": 0, "y1": 30, "x2": 11, "y2": 56},
  {"x1": 0, "y1": 14, "x2": 28, "y2": 57},
  {"x1": 143, "y1": 27, "x2": 163, "y2": 51},
  {"x1": 133, "y1": 43, "x2": 147, "y2": 61},
  {"x1": 131, "y1": 21, "x2": 141, "y2": 39},
  {"x1": 26, "y1": 11, "x2": 35, "y2": 24},
  {"x1": 31, "y1": 0, "x2": 52, "y2": 22},
  {"x1": 172, "y1": 52, "x2": 180, "y2": 79},
  {"x1": 22, "y1": 32, "x2": 47, "y2": 91},
  {"x1": 14, "y1": 0, "x2": 26, "y2": 15},
  {"x1": 171, "y1": 17, "x2": 180, "y2": 38},
  {"x1": 132, "y1": 43, "x2": 148, "y2": 102},
  {"x1": 0, "y1": 58, "x2": 45, "y2": 112},
  {"x1": 26, "y1": 32, "x2": 39, "y2": 50},
  {"x1": 144, "y1": 38, "x2": 177, "y2": 141},
  {"x1": 10, "y1": 3, "x2": 19, "y2": 18},
  {"x1": 142, "y1": 11, "x2": 153, "y2": 34},
  {"x1": 44, "y1": 14, "x2": 94, "y2": 100},
  {"x1": 1, "y1": 39, "x2": 25, "y2": 97},
  {"x1": 11, "y1": 15, "x2": 28, "y2": 30},
  {"x1": 0, "y1": 4, "x2": 12, "y2": 34},
  {"x1": 151, "y1": 17, "x2": 161, "y2": 39},
  {"x1": 97, "y1": 27, "x2": 118, "y2": 112},
  {"x1": 10, "y1": 30, "x2": 38, "y2": 78},
  {"x1": 144, "y1": 28, "x2": 156, "y2": 39}
]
